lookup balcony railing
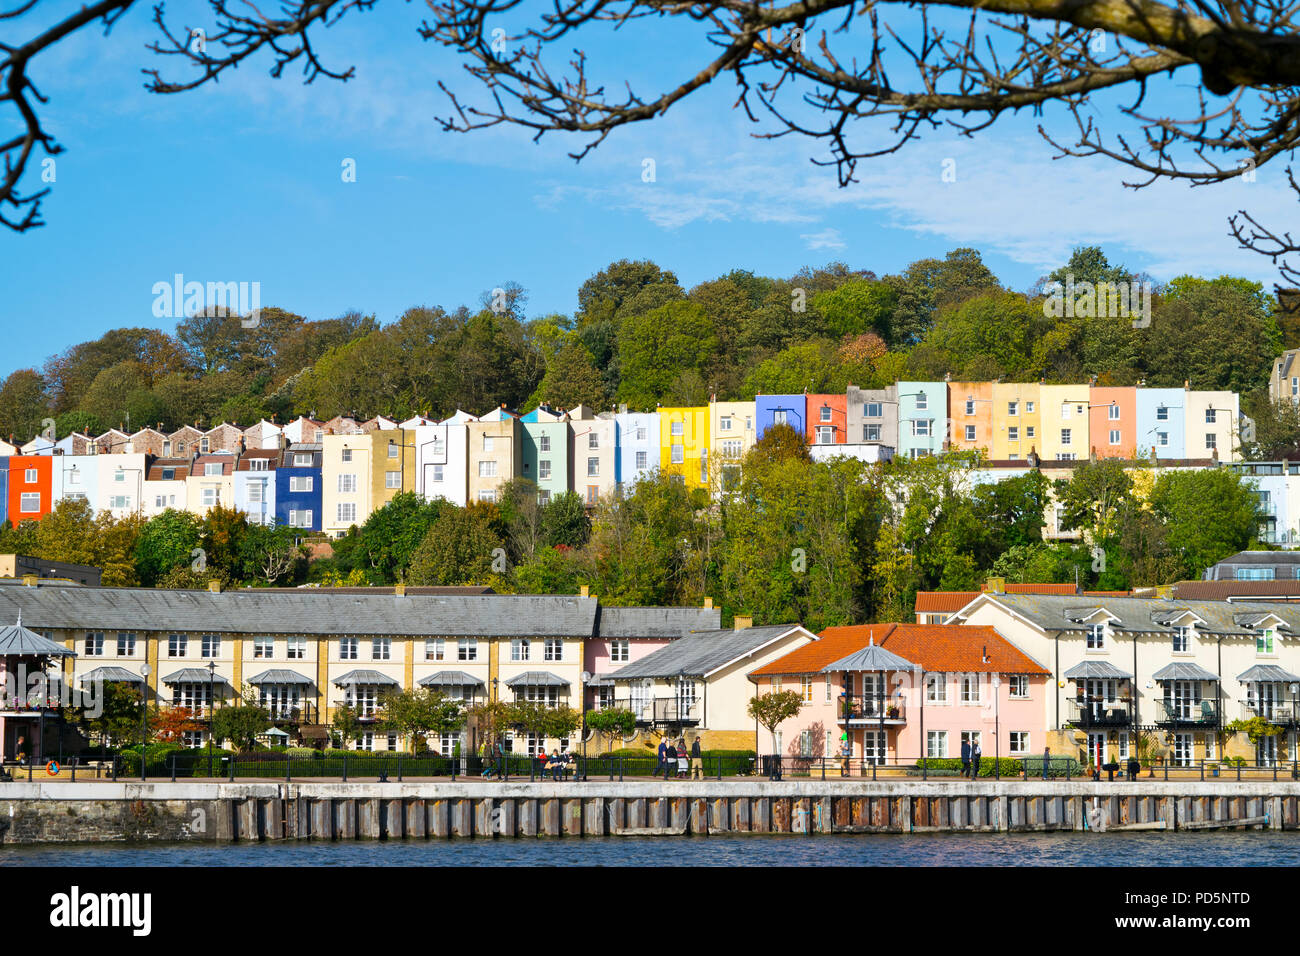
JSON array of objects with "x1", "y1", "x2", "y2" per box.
[
  {"x1": 1152, "y1": 698, "x2": 1219, "y2": 727},
  {"x1": 628, "y1": 698, "x2": 701, "y2": 725},
  {"x1": 1067, "y1": 697, "x2": 1134, "y2": 728},
  {"x1": 838, "y1": 694, "x2": 906, "y2": 723},
  {"x1": 1240, "y1": 700, "x2": 1298, "y2": 725},
  {"x1": 264, "y1": 702, "x2": 318, "y2": 724}
]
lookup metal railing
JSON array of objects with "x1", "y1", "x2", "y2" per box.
[
  {"x1": 1240, "y1": 700, "x2": 1298, "y2": 724},
  {"x1": 838, "y1": 694, "x2": 906, "y2": 722},
  {"x1": 624, "y1": 699, "x2": 702, "y2": 724},
  {"x1": 1066, "y1": 697, "x2": 1134, "y2": 728},
  {"x1": 1151, "y1": 699, "x2": 1219, "y2": 726}
]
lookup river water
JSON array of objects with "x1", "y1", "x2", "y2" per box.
[{"x1": 3, "y1": 831, "x2": 1299, "y2": 866}]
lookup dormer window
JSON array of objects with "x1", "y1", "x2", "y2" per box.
[
  {"x1": 1172, "y1": 625, "x2": 1191, "y2": 653},
  {"x1": 1086, "y1": 623, "x2": 1105, "y2": 650},
  {"x1": 1257, "y1": 628, "x2": 1276, "y2": 655}
]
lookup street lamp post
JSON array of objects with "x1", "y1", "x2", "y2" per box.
[
  {"x1": 139, "y1": 662, "x2": 151, "y2": 781},
  {"x1": 207, "y1": 659, "x2": 216, "y2": 742},
  {"x1": 992, "y1": 674, "x2": 1001, "y2": 780}
]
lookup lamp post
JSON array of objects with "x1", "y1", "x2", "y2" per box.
[
  {"x1": 992, "y1": 674, "x2": 1001, "y2": 778},
  {"x1": 139, "y1": 662, "x2": 151, "y2": 781},
  {"x1": 207, "y1": 660, "x2": 216, "y2": 746},
  {"x1": 580, "y1": 670, "x2": 590, "y2": 762}
]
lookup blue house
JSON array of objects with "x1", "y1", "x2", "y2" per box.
[
  {"x1": 1136, "y1": 387, "x2": 1186, "y2": 459},
  {"x1": 615, "y1": 410, "x2": 660, "y2": 487},
  {"x1": 896, "y1": 381, "x2": 948, "y2": 458},
  {"x1": 275, "y1": 444, "x2": 322, "y2": 531},
  {"x1": 754, "y1": 395, "x2": 807, "y2": 441}
]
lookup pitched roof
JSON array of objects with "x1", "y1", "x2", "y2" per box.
[
  {"x1": 750, "y1": 624, "x2": 898, "y2": 676},
  {"x1": 417, "y1": 671, "x2": 485, "y2": 688},
  {"x1": 610, "y1": 625, "x2": 810, "y2": 680},
  {"x1": 79, "y1": 666, "x2": 145, "y2": 684},
  {"x1": 0, "y1": 588, "x2": 597, "y2": 638},
  {"x1": 1166, "y1": 580, "x2": 1300, "y2": 603},
  {"x1": 595, "y1": 605, "x2": 721, "y2": 638},
  {"x1": 504, "y1": 670, "x2": 569, "y2": 687},
  {"x1": 0, "y1": 619, "x2": 75, "y2": 657},
  {"x1": 824, "y1": 642, "x2": 920, "y2": 673},
  {"x1": 785, "y1": 623, "x2": 1048, "y2": 675},
  {"x1": 332, "y1": 669, "x2": 399, "y2": 687},
  {"x1": 915, "y1": 584, "x2": 1112, "y2": 614},
  {"x1": 245, "y1": 669, "x2": 314, "y2": 685}
]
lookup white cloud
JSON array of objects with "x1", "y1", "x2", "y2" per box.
[{"x1": 800, "y1": 227, "x2": 845, "y2": 250}]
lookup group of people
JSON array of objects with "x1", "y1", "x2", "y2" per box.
[
  {"x1": 655, "y1": 736, "x2": 703, "y2": 779},
  {"x1": 539, "y1": 748, "x2": 577, "y2": 781},
  {"x1": 960, "y1": 739, "x2": 983, "y2": 778}
]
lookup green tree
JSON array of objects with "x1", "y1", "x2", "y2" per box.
[
  {"x1": 747, "y1": 691, "x2": 803, "y2": 754},
  {"x1": 0, "y1": 369, "x2": 49, "y2": 443},
  {"x1": 1144, "y1": 277, "x2": 1279, "y2": 392},
  {"x1": 585, "y1": 708, "x2": 636, "y2": 754},
  {"x1": 535, "y1": 340, "x2": 608, "y2": 410},
  {"x1": 1240, "y1": 391, "x2": 1300, "y2": 460},
  {"x1": 883, "y1": 248, "x2": 1002, "y2": 345},
  {"x1": 198, "y1": 503, "x2": 250, "y2": 578},
  {"x1": 742, "y1": 339, "x2": 844, "y2": 396},
  {"x1": 355, "y1": 492, "x2": 448, "y2": 582},
  {"x1": 76, "y1": 681, "x2": 144, "y2": 747},
  {"x1": 1151, "y1": 469, "x2": 1261, "y2": 577},
  {"x1": 745, "y1": 422, "x2": 812, "y2": 466},
  {"x1": 617, "y1": 301, "x2": 717, "y2": 409},
  {"x1": 811, "y1": 278, "x2": 897, "y2": 340},
  {"x1": 376, "y1": 688, "x2": 466, "y2": 753},
  {"x1": 210, "y1": 692, "x2": 272, "y2": 753},
  {"x1": 541, "y1": 491, "x2": 591, "y2": 548},
  {"x1": 238, "y1": 523, "x2": 308, "y2": 585},
  {"x1": 407, "y1": 507, "x2": 505, "y2": 586},
  {"x1": 1054, "y1": 459, "x2": 1136, "y2": 541},
  {"x1": 330, "y1": 704, "x2": 363, "y2": 750}
]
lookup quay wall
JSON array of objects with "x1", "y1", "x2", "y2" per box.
[{"x1": 2, "y1": 781, "x2": 1299, "y2": 844}]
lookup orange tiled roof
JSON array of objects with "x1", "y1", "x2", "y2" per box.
[
  {"x1": 749, "y1": 624, "x2": 899, "y2": 676},
  {"x1": 754, "y1": 623, "x2": 1048, "y2": 676},
  {"x1": 915, "y1": 583, "x2": 1116, "y2": 614}
]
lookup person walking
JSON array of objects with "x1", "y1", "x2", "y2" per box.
[
  {"x1": 960, "y1": 738, "x2": 971, "y2": 778},
  {"x1": 971, "y1": 740, "x2": 982, "y2": 779},
  {"x1": 1042, "y1": 746, "x2": 1051, "y2": 781},
  {"x1": 655, "y1": 738, "x2": 669, "y2": 779},
  {"x1": 690, "y1": 737, "x2": 703, "y2": 780},
  {"x1": 676, "y1": 739, "x2": 688, "y2": 778}
]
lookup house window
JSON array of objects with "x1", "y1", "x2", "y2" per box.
[
  {"x1": 426, "y1": 638, "x2": 446, "y2": 661},
  {"x1": 294, "y1": 454, "x2": 313, "y2": 467},
  {"x1": 84, "y1": 632, "x2": 104, "y2": 656},
  {"x1": 19, "y1": 493, "x2": 39, "y2": 513},
  {"x1": 109, "y1": 496, "x2": 131, "y2": 510},
  {"x1": 820, "y1": 406, "x2": 832, "y2": 423},
  {"x1": 1087, "y1": 624, "x2": 1105, "y2": 649},
  {"x1": 864, "y1": 424, "x2": 881, "y2": 442},
  {"x1": 1025, "y1": 401, "x2": 1035, "y2": 414},
  {"x1": 250, "y1": 458, "x2": 269, "y2": 471},
  {"x1": 1007, "y1": 401, "x2": 1018, "y2": 416},
  {"x1": 116, "y1": 632, "x2": 136, "y2": 656},
  {"x1": 1108, "y1": 404, "x2": 1120, "y2": 420},
  {"x1": 161, "y1": 468, "x2": 176, "y2": 481},
  {"x1": 431, "y1": 465, "x2": 444, "y2": 483},
  {"x1": 253, "y1": 637, "x2": 273, "y2": 658},
  {"x1": 205, "y1": 463, "x2": 223, "y2": 477},
  {"x1": 913, "y1": 420, "x2": 930, "y2": 437},
  {"x1": 965, "y1": 399, "x2": 975, "y2": 415},
  {"x1": 671, "y1": 421, "x2": 684, "y2": 436},
  {"x1": 1060, "y1": 428, "x2": 1072, "y2": 446},
  {"x1": 341, "y1": 449, "x2": 353, "y2": 463},
  {"x1": 636, "y1": 426, "x2": 647, "y2": 441},
  {"x1": 720, "y1": 416, "x2": 732, "y2": 431},
  {"x1": 173, "y1": 683, "x2": 212, "y2": 711},
  {"x1": 290, "y1": 476, "x2": 313, "y2": 492},
  {"x1": 587, "y1": 457, "x2": 599, "y2": 477},
  {"x1": 201, "y1": 487, "x2": 219, "y2": 508},
  {"x1": 372, "y1": 638, "x2": 391, "y2": 661},
  {"x1": 482, "y1": 435, "x2": 494, "y2": 452},
  {"x1": 290, "y1": 509, "x2": 314, "y2": 528},
  {"x1": 1173, "y1": 626, "x2": 1191, "y2": 653},
  {"x1": 1205, "y1": 409, "x2": 1217, "y2": 424},
  {"x1": 337, "y1": 503, "x2": 356, "y2": 524},
  {"x1": 511, "y1": 639, "x2": 530, "y2": 662},
  {"x1": 545, "y1": 638, "x2": 563, "y2": 661},
  {"x1": 247, "y1": 482, "x2": 264, "y2": 504},
  {"x1": 817, "y1": 426, "x2": 834, "y2": 444},
  {"x1": 200, "y1": 438, "x2": 210, "y2": 453},
  {"x1": 773, "y1": 410, "x2": 787, "y2": 426},
  {"x1": 587, "y1": 486, "x2": 599, "y2": 505},
  {"x1": 721, "y1": 440, "x2": 743, "y2": 458},
  {"x1": 862, "y1": 730, "x2": 887, "y2": 765},
  {"x1": 610, "y1": 639, "x2": 629, "y2": 663},
  {"x1": 1009, "y1": 732, "x2": 1029, "y2": 755},
  {"x1": 635, "y1": 451, "x2": 648, "y2": 470},
  {"x1": 801, "y1": 675, "x2": 814, "y2": 704},
  {"x1": 287, "y1": 637, "x2": 306, "y2": 659},
  {"x1": 1007, "y1": 426, "x2": 1019, "y2": 442},
  {"x1": 385, "y1": 471, "x2": 401, "y2": 489},
  {"x1": 960, "y1": 674, "x2": 981, "y2": 704},
  {"x1": 478, "y1": 461, "x2": 497, "y2": 477},
  {"x1": 478, "y1": 490, "x2": 496, "y2": 503},
  {"x1": 340, "y1": 637, "x2": 358, "y2": 660},
  {"x1": 387, "y1": 443, "x2": 399, "y2": 459},
  {"x1": 1156, "y1": 406, "x2": 1169, "y2": 421},
  {"x1": 1109, "y1": 430, "x2": 1121, "y2": 445},
  {"x1": 1008, "y1": 675, "x2": 1029, "y2": 698},
  {"x1": 671, "y1": 445, "x2": 684, "y2": 464},
  {"x1": 168, "y1": 634, "x2": 187, "y2": 657},
  {"x1": 1157, "y1": 432, "x2": 1169, "y2": 447},
  {"x1": 1026, "y1": 426, "x2": 1035, "y2": 439},
  {"x1": 338, "y1": 474, "x2": 356, "y2": 493},
  {"x1": 1258, "y1": 629, "x2": 1276, "y2": 655},
  {"x1": 538, "y1": 460, "x2": 551, "y2": 480},
  {"x1": 588, "y1": 433, "x2": 599, "y2": 450},
  {"x1": 915, "y1": 394, "x2": 928, "y2": 410},
  {"x1": 1205, "y1": 434, "x2": 1217, "y2": 450},
  {"x1": 458, "y1": 639, "x2": 478, "y2": 661},
  {"x1": 1173, "y1": 733, "x2": 1193, "y2": 767},
  {"x1": 964, "y1": 425, "x2": 976, "y2": 441},
  {"x1": 865, "y1": 402, "x2": 882, "y2": 418},
  {"x1": 927, "y1": 730, "x2": 948, "y2": 758},
  {"x1": 201, "y1": 635, "x2": 221, "y2": 658}
]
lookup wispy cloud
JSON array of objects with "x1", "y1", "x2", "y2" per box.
[{"x1": 800, "y1": 227, "x2": 845, "y2": 250}]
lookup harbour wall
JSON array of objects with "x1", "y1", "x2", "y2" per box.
[{"x1": 2, "y1": 780, "x2": 1299, "y2": 844}]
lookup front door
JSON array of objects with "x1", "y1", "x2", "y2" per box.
[
  {"x1": 1086, "y1": 732, "x2": 1107, "y2": 767},
  {"x1": 1258, "y1": 736, "x2": 1278, "y2": 767}
]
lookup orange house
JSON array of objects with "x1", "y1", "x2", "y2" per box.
[
  {"x1": 8, "y1": 455, "x2": 52, "y2": 522},
  {"x1": 1088, "y1": 386, "x2": 1137, "y2": 459},
  {"x1": 948, "y1": 381, "x2": 994, "y2": 454},
  {"x1": 806, "y1": 393, "x2": 848, "y2": 445}
]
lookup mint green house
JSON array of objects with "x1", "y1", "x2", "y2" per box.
[{"x1": 520, "y1": 405, "x2": 571, "y2": 503}]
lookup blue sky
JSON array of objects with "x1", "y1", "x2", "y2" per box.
[{"x1": 1, "y1": 3, "x2": 1288, "y2": 379}]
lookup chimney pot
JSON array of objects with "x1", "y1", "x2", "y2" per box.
[
  {"x1": 703, "y1": 596, "x2": 713, "y2": 609},
  {"x1": 208, "y1": 579, "x2": 222, "y2": 593},
  {"x1": 733, "y1": 614, "x2": 753, "y2": 630},
  {"x1": 580, "y1": 585, "x2": 590, "y2": 599}
]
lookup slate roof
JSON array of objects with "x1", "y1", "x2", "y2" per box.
[
  {"x1": 162, "y1": 668, "x2": 231, "y2": 684},
  {"x1": 968, "y1": 593, "x2": 1300, "y2": 639},
  {"x1": 1063, "y1": 660, "x2": 1132, "y2": 679},
  {"x1": 609, "y1": 625, "x2": 809, "y2": 680},
  {"x1": 1238, "y1": 664, "x2": 1300, "y2": 682},
  {"x1": 417, "y1": 671, "x2": 484, "y2": 688},
  {"x1": 0, "y1": 620, "x2": 75, "y2": 657},
  {"x1": 0, "y1": 587, "x2": 598, "y2": 638},
  {"x1": 1152, "y1": 662, "x2": 1220, "y2": 682},
  {"x1": 333, "y1": 669, "x2": 399, "y2": 687},
  {"x1": 1167, "y1": 581, "x2": 1300, "y2": 603},
  {"x1": 80, "y1": 666, "x2": 144, "y2": 684},
  {"x1": 504, "y1": 670, "x2": 569, "y2": 687},
  {"x1": 595, "y1": 605, "x2": 721, "y2": 638},
  {"x1": 915, "y1": 585, "x2": 1126, "y2": 614}
]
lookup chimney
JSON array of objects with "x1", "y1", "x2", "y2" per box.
[
  {"x1": 703, "y1": 596, "x2": 713, "y2": 609},
  {"x1": 394, "y1": 583, "x2": 406, "y2": 597},
  {"x1": 21, "y1": 574, "x2": 38, "y2": 588},
  {"x1": 733, "y1": 614, "x2": 753, "y2": 631},
  {"x1": 580, "y1": 585, "x2": 590, "y2": 599},
  {"x1": 984, "y1": 576, "x2": 1006, "y2": 594},
  {"x1": 208, "y1": 579, "x2": 222, "y2": 593}
]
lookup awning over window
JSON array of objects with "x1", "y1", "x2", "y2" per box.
[
  {"x1": 504, "y1": 671, "x2": 569, "y2": 688},
  {"x1": 1237, "y1": 664, "x2": 1300, "y2": 683},
  {"x1": 79, "y1": 666, "x2": 145, "y2": 685},
  {"x1": 245, "y1": 669, "x2": 314, "y2": 686},
  {"x1": 1063, "y1": 660, "x2": 1132, "y2": 680},
  {"x1": 417, "y1": 671, "x2": 485, "y2": 689},
  {"x1": 1152, "y1": 662, "x2": 1219, "y2": 682},
  {"x1": 332, "y1": 669, "x2": 400, "y2": 687},
  {"x1": 162, "y1": 668, "x2": 231, "y2": 685}
]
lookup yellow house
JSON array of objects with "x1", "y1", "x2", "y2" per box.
[
  {"x1": 990, "y1": 382, "x2": 1042, "y2": 461},
  {"x1": 659, "y1": 406, "x2": 711, "y2": 489},
  {"x1": 1038, "y1": 384, "x2": 1092, "y2": 462},
  {"x1": 467, "y1": 408, "x2": 523, "y2": 504},
  {"x1": 370, "y1": 428, "x2": 419, "y2": 511},
  {"x1": 709, "y1": 400, "x2": 756, "y2": 490},
  {"x1": 321, "y1": 430, "x2": 414, "y2": 536}
]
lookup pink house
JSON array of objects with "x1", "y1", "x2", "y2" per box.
[
  {"x1": 584, "y1": 604, "x2": 721, "y2": 711},
  {"x1": 748, "y1": 623, "x2": 1050, "y2": 767}
]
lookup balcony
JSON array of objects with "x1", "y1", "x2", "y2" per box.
[
  {"x1": 630, "y1": 698, "x2": 701, "y2": 726},
  {"x1": 1152, "y1": 698, "x2": 1219, "y2": 728},
  {"x1": 1067, "y1": 697, "x2": 1134, "y2": 729},
  {"x1": 1240, "y1": 700, "x2": 1299, "y2": 726},
  {"x1": 265, "y1": 702, "x2": 318, "y2": 724},
  {"x1": 837, "y1": 694, "x2": 906, "y2": 725}
]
